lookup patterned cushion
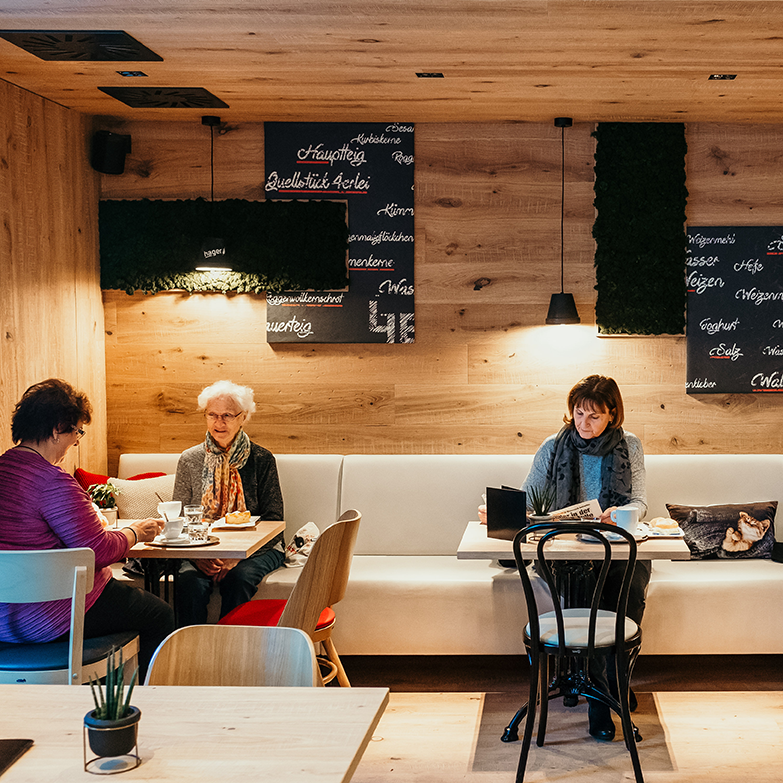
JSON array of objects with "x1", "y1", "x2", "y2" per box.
[
  {"x1": 112, "y1": 474, "x2": 176, "y2": 520},
  {"x1": 666, "y1": 501, "x2": 777, "y2": 560}
]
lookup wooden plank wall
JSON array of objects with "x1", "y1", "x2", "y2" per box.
[
  {"x1": 0, "y1": 80, "x2": 106, "y2": 472},
  {"x1": 100, "y1": 121, "x2": 783, "y2": 474}
]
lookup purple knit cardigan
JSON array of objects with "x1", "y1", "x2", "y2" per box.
[{"x1": 0, "y1": 448, "x2": 129, "y2": 643}]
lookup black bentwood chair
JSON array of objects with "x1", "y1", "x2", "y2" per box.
[{"x1": 511, "y1": 521, "x2": 644, "y2": 783}]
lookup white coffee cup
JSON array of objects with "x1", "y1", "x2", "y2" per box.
[
  {"x1": 157, "y1": 500, "x2": 182, "y2": 520},
  {"x1": 610, "y1": 505, "x2": 639, "y2": 533},
  {"x1": 162, "y1": 516, "x2": 185, "y2": 540}
]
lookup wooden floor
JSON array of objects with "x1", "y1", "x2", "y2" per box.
[{"x1": 346, "y1": 656, "x2": 783, "y2": 782}]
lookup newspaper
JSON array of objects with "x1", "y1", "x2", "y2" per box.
[
  {"x1": 549, "y1": 499, "x2": 603, "y2": 521},
  {"x1": 525, "y1": 499, "x2": 603, "y2": 541}
]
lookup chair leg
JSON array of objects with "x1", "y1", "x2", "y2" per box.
[
  {"x1": 536, "y1": 655, "x2": 550, "y2": 747},
  {"x1": 616, "y1": 649, "x2": 644, "y2": 783},
  {"x1": 515, "y1": 648, "x2": 540, "y2": 783},
  {"x1": 321, "y1": 637, "x2": 351, "y2": 687}
]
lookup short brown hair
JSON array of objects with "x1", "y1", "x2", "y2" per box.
[
  {"x1": 11, "y1": 378, "x2": 92, "y2": 444},
  {"x1": 563, "y1": 375, "x2": 624, "y2": 430}
]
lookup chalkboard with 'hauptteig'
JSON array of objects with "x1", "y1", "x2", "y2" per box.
[
  {"x1": 686, "y1": 226, "x2": 783, "y2": 393},
  {"x1": 264, "y1": 122, "x2": 415, "y2": 343}
]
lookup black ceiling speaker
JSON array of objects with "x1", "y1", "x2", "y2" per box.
[{"x1": 91, "y1": 130, "x2": 132, "y2": 175}]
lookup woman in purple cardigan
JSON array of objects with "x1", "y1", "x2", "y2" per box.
[{"x1": 0, "y1": 379, "x2": 174, "y2": 676}]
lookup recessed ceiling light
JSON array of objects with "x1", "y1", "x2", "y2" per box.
[
  {"x1": 708, "y1": 74, "x2": 737, "y2": 80},
  {"x1": 416, "y1": 72, "x2": 444, "y2": 78}
]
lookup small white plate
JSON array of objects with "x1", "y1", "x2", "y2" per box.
[
  {"x1": 148, "y1": 534, "x2": 220, "y2": 548},
  {"x1": 577, "y1": 530, "x2": 648, "y2": 544},
  {"x1": 637, "y1": 522, "x2": 684, "y2": 538},
  {"x1": 211, "y1": 515, "x2": 260, "y2": 530},
  {"x1": 152, "y1": 534, "x2": 190, "y2": 545}
]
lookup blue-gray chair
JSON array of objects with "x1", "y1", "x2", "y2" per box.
[{"x1": 0, "y1": 548, "x2": 138, "y2": 684}]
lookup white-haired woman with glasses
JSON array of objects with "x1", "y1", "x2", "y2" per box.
[{"x1": 172, "y1": 380, "x2": 284, "y2": 626}]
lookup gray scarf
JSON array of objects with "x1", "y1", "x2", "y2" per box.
[{"x1": 546, "y1": 425, "x2": 632, "y2": 511}]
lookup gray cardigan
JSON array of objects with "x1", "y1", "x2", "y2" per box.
[
  {"x1": 521, "y1": 431, "x2": 648, "y2": 518},
  {"x1": 173, "y1": 441, "x2": 285, "y2": 553}
]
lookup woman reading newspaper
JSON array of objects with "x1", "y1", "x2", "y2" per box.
[{"x1": 479, "y1": 374, "x2": 649, "y2": 742}]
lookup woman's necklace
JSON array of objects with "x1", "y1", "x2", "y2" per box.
[{"x1": 16, "y1": 444, "x2": 45, "y2": 459}]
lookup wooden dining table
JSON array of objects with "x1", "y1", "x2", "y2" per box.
[
  {"x1": 0, "y1": 684, "x2": 389, "y2": 782},
  {"x1": 126, "y1": 519, "x2": 286, "y2": 609},
  {"x1": 457, "y1": 520, "x2": 691, "y2": 561},
  {"x1": 130, "y1": 519, "x2": 286, "y2": 561}
]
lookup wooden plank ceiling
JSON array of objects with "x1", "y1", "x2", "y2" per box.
[{"x1": 1, "y1": 1, "x2": 783, "y2": 123}]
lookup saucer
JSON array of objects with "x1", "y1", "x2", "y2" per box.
[
  {"x1": 147, "y1": 535, "x2": 220, "y2": 548},
  {"x1": 153, "y1": 534, "x2": 189, "y2": 545}
]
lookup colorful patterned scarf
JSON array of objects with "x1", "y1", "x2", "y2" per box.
[
  {"x1": 546, "y1": 425, "x2": 632, "y2": 512},
  {"x1": 201, "y1": 430, "x2": 251, "y2": 520}
]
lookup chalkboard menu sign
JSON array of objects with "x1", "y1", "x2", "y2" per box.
[
  {"x1": 686, "y1": 226, "x2": 783, "y2": 394},
  {"x1": 264, "y1": 123, "x2": 415, "y2": 343}
]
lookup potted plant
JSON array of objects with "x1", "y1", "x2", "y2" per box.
[
  {"x1": 528, "y1": 485, "x2": 556, "y2": 521},
  {"x1": 89, "y1": 481, "x2": 120, "y2": 527},
  {"x1": 85, "y1": 649, "x2": 140, "y2": 760}
]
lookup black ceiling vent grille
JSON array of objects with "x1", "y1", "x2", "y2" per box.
[
  {"x1": 0, "y1": 30, "x2": 163, "y2": 61},
  {"x1": 98, "y1": 86, "x2": 229, "y2": 109}
]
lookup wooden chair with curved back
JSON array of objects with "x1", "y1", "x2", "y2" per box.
[
  {"x1": 144, "y1": 624, "x2": 318, "y2": 686},
  {"x1": 219, "y1": 509, "x2": 362, "y2": 686},
  {"x1": 0, "y1": 548, "x2": 139, "y2": 685}
]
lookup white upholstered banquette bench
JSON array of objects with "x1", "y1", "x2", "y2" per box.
[{"x1": 114, "y1": 452, "x2": 783, "y2": 657}]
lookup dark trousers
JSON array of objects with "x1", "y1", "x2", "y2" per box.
[
  {"x1": 590, "y1": 560, "x2": 652, "y2": 705},
  {"x1": 175, "y1": 547, "x2": 285, "y2": 628},
  {"x1": 82, "y1": 577, "x2": 175, "y2": 680},
  {"x1": 537, "y1": 558, "x2": 651, "y2": 706}
]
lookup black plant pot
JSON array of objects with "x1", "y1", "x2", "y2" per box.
[{"x1": 84, "y1": 706, "x2": 141, "y2": 757}]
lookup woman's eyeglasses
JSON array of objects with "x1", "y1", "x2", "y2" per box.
[
  {"x1": 205, "y1": 412, "x2": 243, "y2": 423},
  {"x1": 73, "y1": 427, "x2": 86, "y2": 440}
]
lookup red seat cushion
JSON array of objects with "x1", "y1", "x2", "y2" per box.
[{"x1": 219, "y1": 600, "x2": 335, "y2": 630}]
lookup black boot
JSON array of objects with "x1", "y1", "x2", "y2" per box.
[
  {"x1": 587, "y1": 700, "x2": 615, "y2": 741},
  {"x1": 609, "y1": 681, "x2": 638, "y2": 713}
]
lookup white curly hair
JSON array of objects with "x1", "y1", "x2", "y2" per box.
[{"x1": 197, "y1": 380, "x2": 256, "y2": 422}]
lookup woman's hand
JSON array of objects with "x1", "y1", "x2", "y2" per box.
[
  {"x1": 478, "y1": 504, "x2": 488, "y2": 525},
  {"x1": 214, "y1": 559, "x2": 240, "y2": 582},
  {"x1": 122, "y1": 518, "x2": 163, "y2": 547},
  {"x1": 194, "y1": 559, "x2": 223, "y2": 577},
  {"x1": 600, "y1": 506, "x2": 618, "y2": 524}
]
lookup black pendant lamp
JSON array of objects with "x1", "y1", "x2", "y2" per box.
[
  {"x1": 546, "y1": 117, "x2": 580, "y2": 324},
  {"x1": 196, "y1": 115, "x2": 232, "y2": 271}
]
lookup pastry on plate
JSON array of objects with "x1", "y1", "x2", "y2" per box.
[
  {"x1": 224, "y1": 510, "x2": 252, "y2": 526},
  {"x1": 649, "y1": 516, "x2": 680, "y2": 531}
]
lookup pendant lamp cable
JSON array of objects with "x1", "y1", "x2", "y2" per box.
[
  {"x1": 559, "y1": 121, "x2": 565, "y2": 294},
  {"x1": 209, "y1": 122, "x2": 215, "y2": 225}
]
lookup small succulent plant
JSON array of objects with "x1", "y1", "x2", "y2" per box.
[
  {"x1": 89, "y1": 648, "x2": 138, "y2": 721},
  {"x1": 528, "y1": 484, "x2": 556, "y2": 517}
]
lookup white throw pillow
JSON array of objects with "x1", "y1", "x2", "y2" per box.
[{"x1": 112, "y1": 474, "x2": 176, "y2": 519}]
